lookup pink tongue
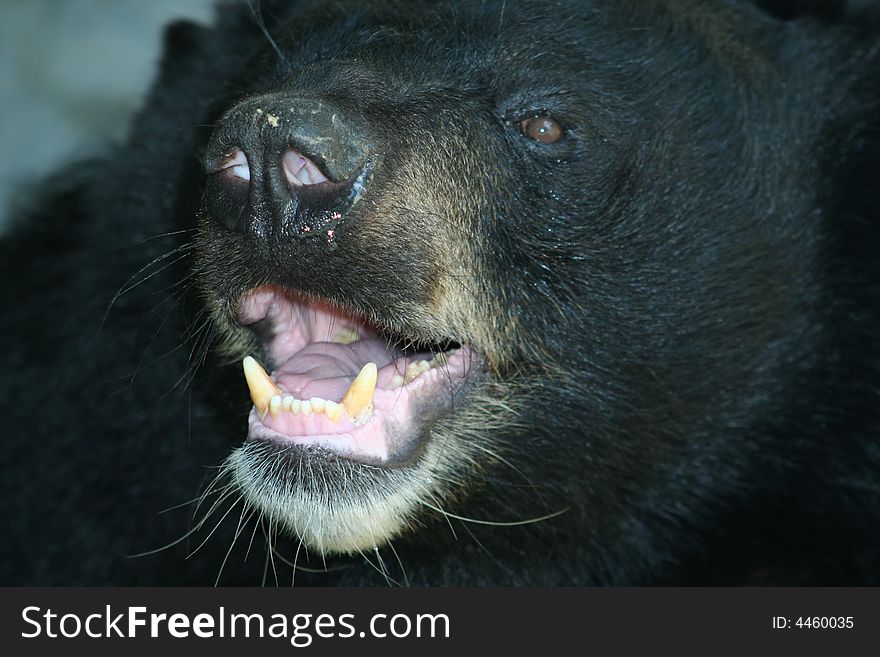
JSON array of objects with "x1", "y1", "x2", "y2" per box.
[{"x1": 273, "y1": 339, "x2": 397, "y2": 401}]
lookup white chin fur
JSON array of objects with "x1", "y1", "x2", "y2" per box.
[{"x1": 225, "y1": 442, "x2": 426, "y2": 555}]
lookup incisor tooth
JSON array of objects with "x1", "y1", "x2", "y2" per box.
[
  {"x1": 325, "y1": 400, "x2": 343, "y2": 422},
  {"x1": 342, "y1": 362, "x2": 377, "y2": 423},
  {"x1": 243, "y1": 356, "x2": 282, "y2": 419},
  {"x1": 269, "y1": 395, "x2": 282, "y2": 417}
]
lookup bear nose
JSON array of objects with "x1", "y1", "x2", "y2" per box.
[{"x1": 203, "y1": 96, "x2": 371, "y2": 240}]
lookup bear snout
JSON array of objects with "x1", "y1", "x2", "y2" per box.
[{"x1": 203, "y1": 94, "x2": 372, "y2": 242}]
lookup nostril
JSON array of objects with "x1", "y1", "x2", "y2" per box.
[
  {"x1": 283, "y1": 149, "x2": 330, "y2": 187},
  {"x1": 204, "y1": 146, "x2": 252, "y2": 233},
  {"x1": 210, "y1": 147, "x2": 251, "y2": 181}
]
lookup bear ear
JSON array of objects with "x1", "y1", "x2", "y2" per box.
[{"x1": 745, "y1": 0, "x2": 845, "y2": 21}]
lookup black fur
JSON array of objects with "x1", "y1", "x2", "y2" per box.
[{"x1": 1, "y1": 0, "x2": 878, "y2": 585}]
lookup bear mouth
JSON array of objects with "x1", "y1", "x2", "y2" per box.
[{"x1": 236, "y1": 285, "x2": 480, "y2": 465}]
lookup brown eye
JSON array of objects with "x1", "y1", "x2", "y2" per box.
[{"x1": 520, "y1": 115, "x2": 564, "y2": 144}]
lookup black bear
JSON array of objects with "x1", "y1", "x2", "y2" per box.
[{"x1": 0, "y1": 0, "x2": 878, "y2": 585}]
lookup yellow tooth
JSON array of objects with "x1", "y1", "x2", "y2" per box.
[
  {"x1": 342, "y1": 362, "x2": 377, "y2": 423},
  {"x1": 334, "y1": 327, "x2": 361, "y2": 345},
  {"x1": 269, "y1": 395, "x2": 282, "y2": 418},
  {"x1": 404, "y1": 360, "x2": 431, "y2": 382},
  {"x1": 243, "y1": 356, "x2": 282, "y2": 419},
  {"x1": 325, "y1": 400, "x2": 343, "y2": 422}
]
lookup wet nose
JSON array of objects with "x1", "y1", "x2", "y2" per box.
[{"x1": 203, "y1": 96, "x2": 371, "y2": 240}]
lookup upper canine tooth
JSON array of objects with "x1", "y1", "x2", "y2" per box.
[
  {"x1": 342, "y1": 362, "x2": 377, "y2": 423},
  {"x1": 243, "y1": 356, "x2": 282, "y2": 419}
]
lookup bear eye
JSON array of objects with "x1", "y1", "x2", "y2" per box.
[{"x1": 519, "y1": 115, "x2": 564, "y2": 144}]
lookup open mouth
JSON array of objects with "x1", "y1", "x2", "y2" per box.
[{"x1": 237, "y1": 286, "x2": 480, "y2": 464}]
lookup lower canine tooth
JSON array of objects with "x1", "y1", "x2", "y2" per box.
[
  {"x1": 243, "y1": 356, "x2": 283, "y2": 419},
  {"x1": 342, "y1": 362, "x2": 377, "y2": 423}
]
